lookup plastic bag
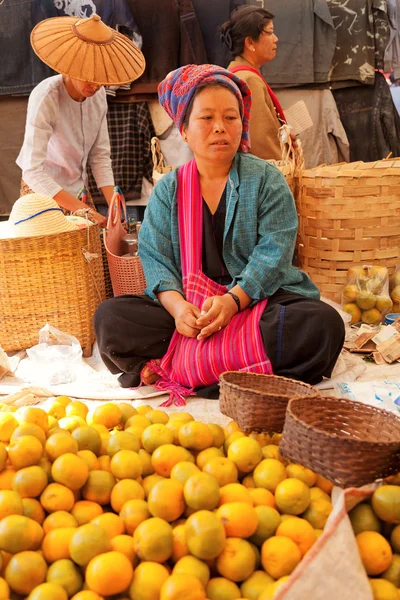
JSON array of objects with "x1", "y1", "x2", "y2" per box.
[
  {"x1": 341, "y1": 265, "x2": 393, "y2": 326},
  {"x1": 390, "y1": 265, "x2": 400, "y2": 312},
  {"x1": 26, "y1": 324, "x2": 83, "y2": 385}
]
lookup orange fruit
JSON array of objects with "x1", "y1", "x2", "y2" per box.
[
  {"x1": 71, "y1": 500, "x2": 103, "y2": 526},
  {"x1": 45, "y1": 431, "x2": 78, "y2": 461},
  {"x1": 0, "y1": 577, "x2": 9, "y2": 600},
  {"x1": 216, "y1": 502, "x2": 259, "y2": 538},
  {"x1": 27, "y1": 582, "x2": 68, "y2": 600},
  {"x1": 11, "y1": 422, "x2": 46, "y2": 447},
  {"x1": 134, "y1": 517, "x2": 173, "y2": 562},
  {"x1": 218, "y1": 482, "x2": 253, "y2": 506},
  {"x1": 45, "y1": 401, "x2": 67, "y2": 420},
  {"x1": 166, "y1": 419, "x2": 185, "y2": 444},
  {"x1": 185, "y1": 510, "x2": 226, "y2": 560},
  {"x1": 91, "y1": 512, "x2": 125, "y2": 538},
  {"x1": 76, "y1": 450, "x2": 100, "y2": 471},
  {"x1": 111, "y1": 534, "x2": 136, "y2": 563},
  {"x1": 309, "y1": 487, "x2": 331, "y2": 503},
  {"x1": 51, "y1": 453, "x2": 89, "y2": 491},
  {"x1": 240, "y1": 570, "x2": 274, "y2": 600},
  {"x1": 0, "y1": 489, "x2": 23, "y2": 519},
  {"x1": 171, "y1": 461, "x2": 200, "y2": 486},
  {"x1": 276, "y1": 516, "x2": 317, "y2": 556},
  {"x1": 315, "y1": 474, "x2": 333, "y2": 495},
  {"x1": 46, "y1": 559, "x2": 83, "y2": 597},
  {"x1": 22, "y1": 498, "x2": 46, "y2": 524},
  {"x1": 92, "y1": 403, "x2": 122, "y2": 429},
  {"x1": 138, "y1": 449, "x2": 154, "y2": 476},
  {"x1": 142, "y1": 424, "x2": 174, "y2": 453},
  {"x1": 196, "y1": 447, "x2": 224, "y2": 470},
  {"x1": 136, "y1": 404, "x2": 152, "y2": 415},
  {"x1": 391, "y1": 525, "x2": 400, "y2": 553},
  {"x1": 72, "y1": 426, "x2": 102, "y2": 455},
  {"x1": 0, "y1": 413, "x2": 18, "y2": 444},
  {"x1": 116, "y1": 402, "x2": 137, "y2": 425},
  {"x1": 43, "y1": 511, "x2": 78, "y2": 534},
  {"x1": 258, "y1": 576, "x2": 291, "y2": 600},
  {"x1": 169, "y1": 412, "x2": 194, "y2": 423},
  {"x1": 179, "y1": 421, "x2": 213, "y2": 451},
  {"x1": 42, "y1": 527, "x2": 76, "y2": 562},
  {"x1": 349, "y1": 503, "x2": 382, "y2": 535},
  {"x1": 110, "y1": 478, "x2": 145, "y2": 513},
  {"x1": 106, "y1": 431, "x2": 140, "y2": 456},
  {"x1": 148, "y1": 479, "x2": 185, "y2": 522},
  {"x1": 40, "y1": 483, "x2": 75, "y2": 513},
  {"x1": 171, "y1": 523, "x2": 189, "y2": 563},
  {"x1": 0, "y1": 514, "x2": 43, "y2": 553},
  {"x1": 98, "y1": 454, "x2": 111, "y2": 471},
  {"x1": 262, "y1": 444, "x2": 285, "y2": 462},
  {"x1": 151, "y1": 444, "x2": 188, "y2": 477},
  {"x1": 82, "y1": 470, "x2": 116, "y2": 505},
  {"x1": 372, "y1": 486, "x2": 400, "y2": 524},
  {"x1": 286, "y1": 463, "x2": 317, "y2": 487},
  {"x1": 261, "y1": 536, "x2": 302, "y2": 579},
  {"x1": 227, "y1": 437, "x2": 263, "y2": 473},
  {"x1": 382, "y1": 554, "x2": 400, "y2": 587},
  {"x1": 120, "y1": 499, "x2": 150, "y2": 535},
  {"x1": 369, "y1": 578, "x2": 398, "y2": 600},
  {"x1": 110, "y1": 449, "x2": 142, "y2": 480},
  {"x1": 55, "y1": 396, "x2": 72, "y2": 408},
  {"x1": 69, "y1": 523, "x2": 112, "y2": 566},
  {"x1": 249, "y1": 488, "x2": 276, "y2": 508},
  {"x1": 253, "y1": 459, "x2": 287, "y2": 493},
  {"x1": 125, "y1": 414, "x2": 151, "y2": 431},
  {"x1": 58, "y1": 416, "x2": 87, "y2": 433},
  {"x1": 356, "y1": 531, "x2": 393, "y2": 575},
  {"x1": 65, "y1": 401, "x2": 88, "y2": 420},
  {"x1": 249, "y1": 505, "x2": 281, "y2": 547},
  {"x1": 302, "y1": 499, "x2": 332, "y2": 529},
  {"x1": 207, "y1": 424, "x2": 225, "y2": 449},
  {"x1": 184, "y1": 473, "x2": 220, "y2": 510},
  {"x1": 216, "y1": 537, "x2": 256, "y2": 582},
  {"x1": 146, "y1": 409, "x2": 169, "y2": 425},
  {"x1": 5, "y1": 550, "x2": 47, "y2": 595},
  {"x1": 70, "y1": 593, "x2": 104, "y2": 600},
  {"x1": 12, "y1": 465, "x2": 48, "y2": 498},
  {"x1": 142, "y1": 474, "x2": 166, "y2": 498},
  {"x1": 224, "y1": 432, "x2": 245, "y2": 454},
  {"x1": 160, "y1": 573, "x2": 206, "y2": 600},
  {"x1": 0, "y1": 468, "x2": 16, "y2": 491},
  {"x1": 274, "y1": 478, "x2": 310, "y2": 515},
  {"x1": 16, "y1": 407, "x2": 48, "y2": 433},
  {"x1": 242, "y1": 474, "x2": 256, "y2": 488},
  {"x1": 224, "y1": 421, "x2": 241, "y2": 438},
  {"x1": 86, "y1": 551, "x2": 133, "y2": 595},
  {"x1": 206, "y1": 577, "x2": 241, "y2": 599},
  {"x1": 173, "y1": 555, "x2": 210, "y2": 587},
  {"x1": 202, "y1": 457, "x2": 238, "y2": 486},
  {"x1": 8, "y1": 435, "x2": 43, "y2": 469},
  {"x1": 129, "y1": 561, "x2": 169, "y2": 600}
]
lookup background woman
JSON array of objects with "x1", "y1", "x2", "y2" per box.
[
  {"x1": 95, "y1": 64, "x2": 344, "y2": 398},
  {"x1": 17, "y1": 14, "x2": 145, "y2": 226},
  {"x1": 221, "y1": 5, "x2": 285, "y2": 161}
]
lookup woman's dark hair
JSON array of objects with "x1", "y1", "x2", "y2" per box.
[
  {"x1": 183, "y1": 81, "x2": 242, "y2": 127},
  {"x1": 220, "y1": 5, "x2": 274, "y2": 57}
]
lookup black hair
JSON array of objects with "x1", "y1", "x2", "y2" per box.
[
  {"x1": 220, "y1": 5, "x2": 274, "y2": 57},
  {"x1": 182, "y1": 81, "x2": 242, "y2": 128}
]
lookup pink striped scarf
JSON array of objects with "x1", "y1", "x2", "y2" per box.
[{"x1": 147, "y1": 159, "x2": 273, "y2": 406}]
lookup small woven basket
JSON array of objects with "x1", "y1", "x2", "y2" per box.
[
  {"x1": 0, "y1": 224, "x2": 105, "y2": 355},
  {"x1": 280, "y1": 396, "x2": 400, "y2": 488},
  {"x1": 105, "y1": 235, "x2": 147, "y2": 296},
  {"x1": 219, "y1": 371, "x2": 319, "y2": 433},
  {"x1": 295, "y1": 159, "x2": 400, "y2": 303}
]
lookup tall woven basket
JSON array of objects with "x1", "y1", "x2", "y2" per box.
[
  {"x1": 0, "y1": 224, "x2": 105, "y2": 355},
  {"x1": 295, "y1": 159, "x2": 400, "y2": 303}
]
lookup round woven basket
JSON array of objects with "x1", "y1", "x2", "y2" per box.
[
  {"x1": 0, "y1": 225, "x2": 105, "y2": 355},
  {"x1": 280, "y1": 396, "x2": 400, "y2": 488},
  {"x1": 219, "y1": 372, "x2": 319, "y2": 433},
  {"x1": 295, "y1": 159, "x2": 400, "y2": 303}
]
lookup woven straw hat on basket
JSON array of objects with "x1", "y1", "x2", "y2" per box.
[
  {"x1": 31, "y1": 15, "x2": 145, "y2": 85},
  {"x1": 0, "y1": 194, "x2": 78, "y2": 239}
]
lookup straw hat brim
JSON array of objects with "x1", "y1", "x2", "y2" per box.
[{"x1": 31, "y1": 16, "x2": 146, "y2": 86}]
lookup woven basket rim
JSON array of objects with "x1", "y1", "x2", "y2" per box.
[
  {"x1": 219, "y1": 371, "x2": 316, "y2": 398},
  {"x1": 287, "y1": 395, "x2": 400, "y2": 448},
  {"x1": 0, "y1": 223, "x2": 96, "y2": 245}
]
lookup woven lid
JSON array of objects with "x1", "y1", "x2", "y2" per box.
[
  {"x1": 31, "y1": 15, "x2": 145, "y2": 85},
  {"x1": 0, "y1": 194, "x2": 78, "y2": 240}
]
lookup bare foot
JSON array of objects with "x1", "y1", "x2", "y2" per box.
[{"x1": 141, "y1": 360, "x2": 161, "y2": 385}]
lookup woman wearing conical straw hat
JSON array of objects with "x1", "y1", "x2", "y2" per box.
[{"x1": 16, "y1": 14, "x2": 145, "y2": 227}]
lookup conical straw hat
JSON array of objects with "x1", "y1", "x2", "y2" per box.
[{"x1": 31, "y1": 15, "x2": 145, "y2": 86}]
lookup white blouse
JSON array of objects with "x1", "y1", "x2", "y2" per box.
[{"x1": 17, "y1": 75, "x2": 114, "y2": 198}]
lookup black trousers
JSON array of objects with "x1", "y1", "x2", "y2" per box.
[{"x1": 94, "y1": 289, "x2": 345, "y2": 396}]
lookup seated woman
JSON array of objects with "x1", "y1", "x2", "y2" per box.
[
  {"x1": 94, "y1": 64, "x2": 344, "y2": 401},
  {"x1": 222, "y1": 5, "x2": 287, "y2": 161}
]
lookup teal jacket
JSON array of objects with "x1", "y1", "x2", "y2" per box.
[{"x1": 139, "y1": 152, "x2": 319, "y2": 302}]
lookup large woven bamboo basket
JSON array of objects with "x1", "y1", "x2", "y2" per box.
[
  {"x1": 295, "y1": 159, "x2": 400, "y2": 302},
  {"x1": 280, "y1": 396, "x2": 400, "y2": 488},
  {"x1": 0, "y1": 224, "x2": 105, "y2": 355},
  {"x1": 219, "y1": 371, "x2": 319, "y2": 433},
  {"x1": 266, "y1": 159, "x2": 295, "y2": 197}
]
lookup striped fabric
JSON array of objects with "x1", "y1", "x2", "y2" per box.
[{"x1": 148, "y1": 159, "x2": 272, "y2": 407}]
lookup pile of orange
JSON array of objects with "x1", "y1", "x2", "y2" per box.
[{"x1": 0, "y1": 399, "x2": 337, "y2": 599}]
